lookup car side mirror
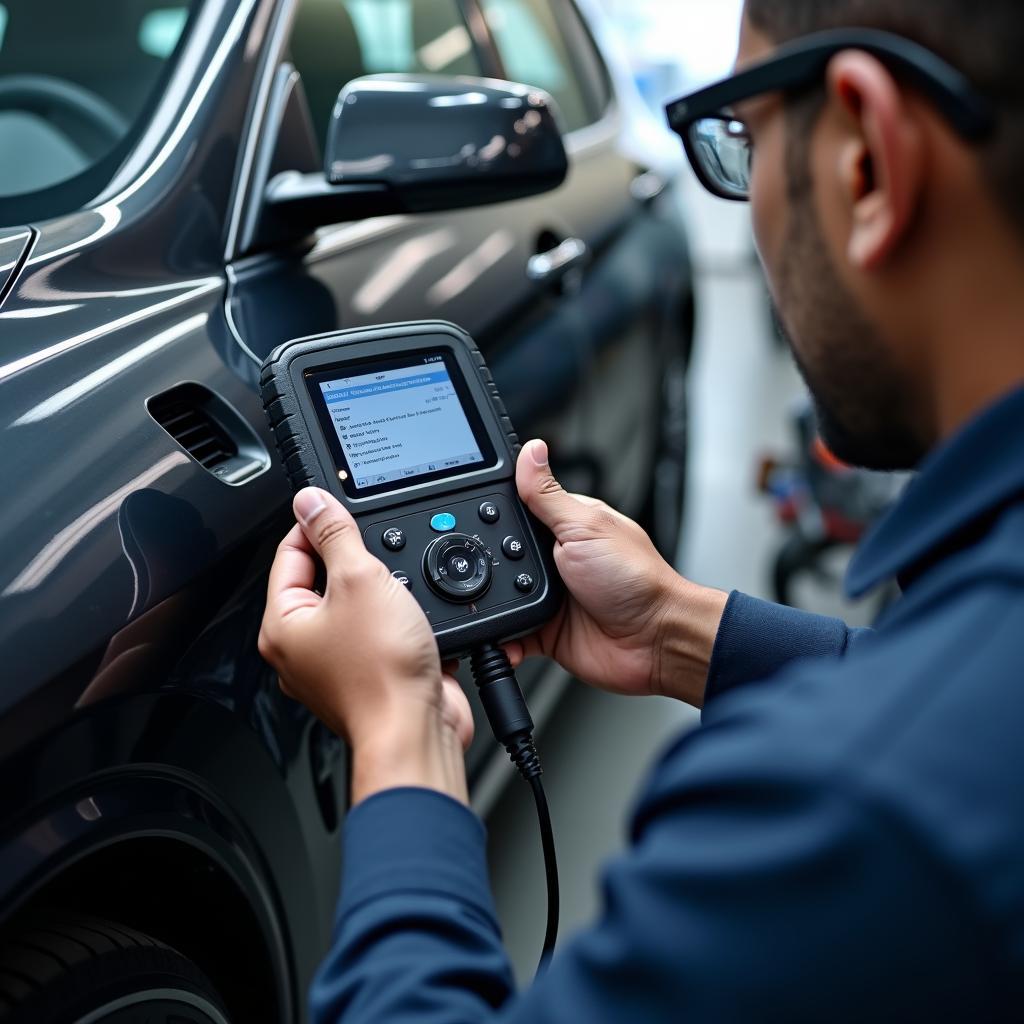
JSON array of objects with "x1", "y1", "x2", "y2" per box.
[{"x1": 262, "y1": 75, "x2": 568, "y2": 233}]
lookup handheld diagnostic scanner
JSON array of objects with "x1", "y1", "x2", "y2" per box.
[{"x1": 260, "y1": 321, "x2": 561, "y2": 657}]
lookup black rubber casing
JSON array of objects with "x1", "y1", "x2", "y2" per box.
[{"x1": 260, "y1": 321, "x2": 562, "y2": 657}]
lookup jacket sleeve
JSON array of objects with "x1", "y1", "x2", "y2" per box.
[
  {"x1": 704, "y1": 591, "x2": 871, "y2": 705},
  {"x1": 309, "y1": 788, "x2": 515, "y2": 1024},
  {"x1": 310, "y1": 719, "x2": 994, "y2": 1024}
]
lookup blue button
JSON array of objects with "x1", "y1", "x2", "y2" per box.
[{"x1": 430, "y1": 512, "x2": 457, "y2": 533}]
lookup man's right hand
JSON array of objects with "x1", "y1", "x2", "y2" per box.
[{"x1": 507, "y1": 440, "x2": 729, "y2": 708}]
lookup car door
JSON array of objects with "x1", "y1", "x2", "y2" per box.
[
  {"x1": 476, "y1": 0, "x2": 694, "y2": 520},
  {"x1": 226, "y1": 0, "x2": 589, "y2": 423},
  {"x1": 224, "y1": 0, "x2": 595, "y2": 779}
]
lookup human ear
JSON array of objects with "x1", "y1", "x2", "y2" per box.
[{"x1": 826, "y1": 51, "x2": 925, "y2": 270}]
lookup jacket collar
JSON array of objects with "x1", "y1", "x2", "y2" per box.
[{"x1": 847, "y1": 386, "x2": 1024, "y2": 598}]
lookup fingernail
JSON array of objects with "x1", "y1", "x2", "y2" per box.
[
  {"x1": 529, "y1": 440, "x2": 549, "y2": 467},
  {"x1": 294, "y1": 488, "x2": 327, "y2": 526}
]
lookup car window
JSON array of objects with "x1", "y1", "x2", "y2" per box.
[
  {"x1": 0, "y1": 0, "x2": 197, "y2": 224},
  {"x1": 477, "y1": 0, "x2": 595, "y2": 133},
  {"x1": 290, "y1": 0, "x2": 484, "y2": 156}
]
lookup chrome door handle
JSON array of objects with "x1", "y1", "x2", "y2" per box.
[
  {"x1": 630, "y1": 170, "x2": 666, "y2": 204},
  {"x1": 527, "y1": 237, "x2": 590, "y2": 284}
]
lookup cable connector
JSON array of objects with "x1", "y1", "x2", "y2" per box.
[
  {"x1": 469, "y1": 644, "x2": 540, "y2": 779},
  {"x1": 505, "y1": 732, "x2": 543, "y2": 782}
]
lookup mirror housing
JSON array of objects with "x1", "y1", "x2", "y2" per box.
[{"x1": 262, "y1": 74, "x2": 568, "y2": 233}]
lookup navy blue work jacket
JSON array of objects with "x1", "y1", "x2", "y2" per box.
[{"x1": 310, "y1": 387, "x2": 1024, "y2": 1022}]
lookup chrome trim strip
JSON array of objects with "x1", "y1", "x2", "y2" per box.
[
  {"x1": 224, "y1": 0, "x2": 300, "y2": 260},
  {"x1": 96, "y1": 0, "x2": 258, "y2": 206}
]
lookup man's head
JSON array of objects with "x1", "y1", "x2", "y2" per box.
[{"x1": 724, "y1": 2, "x2": 1024, "y2": 469}]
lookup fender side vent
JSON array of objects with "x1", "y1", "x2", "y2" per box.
[
  {"x1": 153, "y1": 399, "x2": 235, "y2": 469},
  {"x1": 148, "y1": 382, "x2": 270, "y2": 485}
]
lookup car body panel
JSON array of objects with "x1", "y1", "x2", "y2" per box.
[
  {"x1": 0, "y1": 0, "x2": 283, "y2": 719},
  {"x1": 0, "y1": 227, "x2": 32, "y2": 307},
  {"x1": 0, "y1": 0, "x2": 694, "y2": 1017}
]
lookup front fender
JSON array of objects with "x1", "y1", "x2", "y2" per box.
[{"x1": 0, "y1": 691, "x2": 342, "y2": 1023}]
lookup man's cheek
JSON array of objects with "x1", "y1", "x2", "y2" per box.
[{"x1": 750, "y1": 169, "x2": 781, "y2": 284}]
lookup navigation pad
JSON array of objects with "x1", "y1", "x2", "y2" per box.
[
  {"x1": 424, "y1": 534, "x2": 493, "y2": 602},
  {"x1": 362, "y1": 487, "x2": 543, "y2": 631}
]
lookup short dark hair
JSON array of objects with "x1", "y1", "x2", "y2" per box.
[{"x1": 745, "y1": 0, "x2": 1024, "y2": 236}]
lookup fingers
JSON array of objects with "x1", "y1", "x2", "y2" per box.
[
  {"x1": 261, "y1": 526, "x2": 319, "y2": 668},
  {"x1": 268, "y1": 523, "x2": 316, "y2": 595},
  {"x1": 502, "y1": 640, "x2": 526, "y2": 668},
  {"x1": 568, "y1": 492, "x2": 607, "y2": 509},
  {"x1": 293, "y1": 487, "x2": 370, "y2": 577},
  {"x1": 265, "y1": 525, "x2": 322, "y2": 624},
  {"x1": 441, "y1": 675, "x2": 474, "y2": 751},
  {"x1": 571, "y1": 491, "x2": 633, "y2": 528},
  {"x1": 502, "y1": 632, "x2": 546, "y2": 667},
  {"x1": 516, "y1": 440, "x2": 595, "y2": 540}
]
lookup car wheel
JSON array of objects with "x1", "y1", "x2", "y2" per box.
[
  {"x1": 642, "y1": 349, "x2": 690, "y2": 560},
  {"x1": 0, "y1": 910, "x2": 230, "y2": 1024}
]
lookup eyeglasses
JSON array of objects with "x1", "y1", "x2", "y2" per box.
[{"x1": 665, "y1": 28, "x2": 996, "y2": 201}]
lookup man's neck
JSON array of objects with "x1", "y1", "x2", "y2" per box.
[{"x1": 913, "y1": 223, "x2": 1024, "y2": 445}]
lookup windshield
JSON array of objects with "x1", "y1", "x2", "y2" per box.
[{"x1": 0, "y1": 0, "x2": 199, "y2": 226}]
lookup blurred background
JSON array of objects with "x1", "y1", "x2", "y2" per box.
[{"x1": 488, "y1": 0, "x2": 898, "y2": 980}]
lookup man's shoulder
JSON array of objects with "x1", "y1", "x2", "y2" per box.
[{"x1": 647, "y1": 576, "x2": 1024, "y2": 959}]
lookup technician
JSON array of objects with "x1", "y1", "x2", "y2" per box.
[{"x1": 258, "y1": 1, "x2": 1024, "y2": 1019}]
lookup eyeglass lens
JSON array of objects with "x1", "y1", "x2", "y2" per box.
[{"x1": 688, "y1": 117, "x2": 752, "y2": 199}]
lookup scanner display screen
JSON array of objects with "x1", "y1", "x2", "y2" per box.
[{"x1": 306, "y1": 352, "x2": 493, "y2": 495}]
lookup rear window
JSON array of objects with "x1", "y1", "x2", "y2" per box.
[{"x1": 0, "y1": 0, "x2": 197, "y2": 226}]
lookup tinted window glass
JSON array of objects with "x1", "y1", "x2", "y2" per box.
[
  {"x1": 0, "y1": 0, "x2": 196, "y2": 214},
  {"x1": 558, "y1": 0, "x2": 611, "y2": 116},
  {"x1": 290, "y1": 0, "x2": 483, "y2": 155},
  {"x1": 478, "y1": 0, "x2": 591, "y2": 132}
]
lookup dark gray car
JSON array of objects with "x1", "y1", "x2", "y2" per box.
[{"x1": 0, "y1": 0, "x2": 694, "y2": 1020}]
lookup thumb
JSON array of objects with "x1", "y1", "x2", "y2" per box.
[
  {"x1": 293, "y1": 487, "x2": 367, "y2": 574},
  {"x1": 516, "y1": 440, "x2": 592, "y2": 539}
]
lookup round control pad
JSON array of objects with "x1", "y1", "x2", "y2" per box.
[{"x1": 423, "y1": 533, "x2": 493, "y2": 603}]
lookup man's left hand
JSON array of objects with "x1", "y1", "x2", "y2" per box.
[{"x1": 259, "y1": 487, "x2": 473, "y2": 805}]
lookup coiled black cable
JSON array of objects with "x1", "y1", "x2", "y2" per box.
[{"x1": 470, "y1": 644, "x2": 559, "y2": 973}]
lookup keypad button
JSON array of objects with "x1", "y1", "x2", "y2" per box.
[
  {"x1": 514, "y1": 572, "x2": 535, "y2": 593},
  {"x1": 478, "y1": 501, "x2": 500, "y2": 524},
  {"x1": 502, "y1": 536, "x2": 525, "y2": 560},
  {"x1": 392, "y1": 570, "x2": 413, "y2": 591},
  {"x1": 430, "y1": 512, "x2": 457, "y2": 533},
  {"x1": 382, "y1": 527, "x2": 406, "y2": 552},
  {"x1": 445, "y1": 552, "x2": 475, "y2": 582}
]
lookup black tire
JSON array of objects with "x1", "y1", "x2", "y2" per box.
[
  {"x1": 641, "y1": 348, "x2": 690, "y2": 559},
  {"x1": 0, "y1": 910, "x2": 230, "y2": 1024}
]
